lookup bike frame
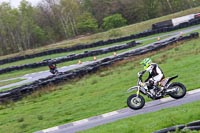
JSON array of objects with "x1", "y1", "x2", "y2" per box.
[
  {"x1": 127, "y1": 75, "x2": 179, "y2": 97},
  {"x1": 127, "y1": 79, "x2": 147, "y2": 97}
]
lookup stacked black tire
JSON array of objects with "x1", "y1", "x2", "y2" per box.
[{"x1": 154, "y1": 120, "x2": 200, "y2": 133}]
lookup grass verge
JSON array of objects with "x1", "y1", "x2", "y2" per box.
[{"x1": 0, "y1": 79, "x2": 24, "y2": 87}]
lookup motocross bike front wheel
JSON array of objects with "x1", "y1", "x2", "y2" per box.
[
  {"x1": 168, "y1": 82, "x2": 186, "y2": 99},
  {"x1": 127, "y1": 94, "x2": 145, "y2": 110}
]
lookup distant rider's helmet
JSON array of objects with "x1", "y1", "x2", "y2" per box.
[{"x1": 140, "y1": 58, "x2": 152, "y2": 70}]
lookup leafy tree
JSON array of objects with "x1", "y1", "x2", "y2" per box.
[
  {"x1": 102, "y1": 13, "x2": 127, "y2": 30},
  {"x1": 81, "y1": 0, "x2": 114, "y2": 24},
  {"x1": 0, "y1": 2, "x2": 21, "y2": 54},
  {"x1": 77, "y1": 12, "x2": 98, "y2": 34},
  {"x1": 19, "y1": 0, "x2": 40, "y2": 49},
  {"x1": 32, "y1": 25, "x2": 47, "y2": 45},
  {"x1": 142, "y1": 0, "x2": 160, "y2": 20},
  {"x1": 36, "y1": 0, "x2": 64, "y2": 42}
]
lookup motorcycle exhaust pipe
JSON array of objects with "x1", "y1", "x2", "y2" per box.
[{"x1": 165, "y1": 88, "x2": 177, "y2": 93}]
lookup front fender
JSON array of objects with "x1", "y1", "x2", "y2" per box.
[{"x1": 127, "y1": 86, "x2": 139, "y2": 93}]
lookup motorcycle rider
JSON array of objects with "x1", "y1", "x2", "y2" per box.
[
  {"x1": 48, "y1": 61, "x2": 56, "y2": 69},
  {"x1": 139, "y1": 58, "x2": 164, "y2": 93},
  {"x1": 44, "y1": 59, "x2": 58, "y2": 74}
]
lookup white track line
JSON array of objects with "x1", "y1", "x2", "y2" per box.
[
  {"x1": 102, "y1": 111, "x2": 119, "y2": 118},
  {"x1": 187, "y1": 89, "x2": 200, "y2": 95},
  {"x1": 43, "y1": 127, "x2": 59, "y2": 133},
  {"x1": 73, "y1": 119, "x2": 89, "y2": 126},
  {"x1": 159, "y1": 97, "x2": 173, "y2": 102}
]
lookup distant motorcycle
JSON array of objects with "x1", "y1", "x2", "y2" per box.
[
  {"x1": 127, "y1": 72, "x2": 186, "y2": 110},
  {"x1": 49, "y1": 64, "x2": 59, "y2": 75},
  {"x1": 44, "y1": 59, "x2": 59, "y2": 75}
]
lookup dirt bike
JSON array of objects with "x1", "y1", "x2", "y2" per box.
[
  {"x1": 127, "y1": 72, "x2": 186, "y2": 110},
  {"x1": 48, "y1": 63, "x2": 59, "y2": 75},
  {"x1": 43, "y1": 59, "x2": 59, "y2": 75},
  {"x1": 49, "y1": 67, "x2": 59, "y2": 75}
]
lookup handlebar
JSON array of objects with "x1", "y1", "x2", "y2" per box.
[{"x1": 137, "y1": 70, "x2": 146, "y2": 80}]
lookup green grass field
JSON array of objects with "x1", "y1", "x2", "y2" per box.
[
  {"x1": 0, "y1": 78, "x2": 24, "y2": 88},
  {"x1": 0, "y1": 36, "x2": 199, "y2": 133}
]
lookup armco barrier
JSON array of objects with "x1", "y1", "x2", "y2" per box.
[
  {"x1": 0, "y1": 41, "x2": 140, "y2": 74},
  {"x1": 1, "y1": 18, "x2": 200, "y2": 65},
  {"x1": 154, "y1": 120, "x2": 200, "y2": 133},
  {"x1": 0, "y1": 32, "x2": 198, "y2": 103}
]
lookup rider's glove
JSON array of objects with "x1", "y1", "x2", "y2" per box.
[
  {"x1": 141, "y1": 82, "x2": 145, "y2": 86},
  {"x1": 138, "y1": 70, "x2": 146, "y2": 77},
  {"x1": 138, "y1": 72, "x2": 141, "y2": 77}
]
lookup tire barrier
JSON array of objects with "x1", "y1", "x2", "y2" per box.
[
  {"x1": 0, "y1": 32, "x2": 198, "y2": 103},
  {"x1": 0, "y1": 41, "x2": 140, "y2": 74},
  {"x1": 153, "y1": 120, "x2": 200, "y2": 133},
  {"x1": 152, "y1": 13, "x2": 200, "y2": 30},
  {"x1": 1, "y1": 17, "x2": 200, "y2": 65},
  {"x1": 152, "y1": 19, "x2": 173, "y2": 30}
]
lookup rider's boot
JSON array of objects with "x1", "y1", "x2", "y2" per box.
[{"x1": 155, "y1": 86, "x2": 165, "y2": 97}]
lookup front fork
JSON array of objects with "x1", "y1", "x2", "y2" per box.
[{"x1": 136, "y1": 87, "x2": 140, "y2": 97}]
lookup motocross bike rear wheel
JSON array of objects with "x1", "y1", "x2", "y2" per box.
[
  {"x1": 168, "y1": 82, "x2": 186, "y2": 99},
  {"x1": 127, "y1": 94, "x2": 145, "y2": 110},
  {"x1": 50, "y1": 69, "x2": 58, "y2": 75}
]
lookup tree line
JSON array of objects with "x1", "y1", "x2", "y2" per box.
[{"x1": 0, "y1": 0, "x2": 199, "y2": 55}]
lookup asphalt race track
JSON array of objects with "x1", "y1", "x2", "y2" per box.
[
  {"x1": 35, "y1": 89, "x2": 200, "y2": 133},
  {"x1": 0, "y1": 61, "x2": 92, "y2": 90}
]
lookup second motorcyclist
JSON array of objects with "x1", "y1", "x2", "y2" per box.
[{"x1": 44, "y1": 59, "x2": 58, "y2": 75}]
